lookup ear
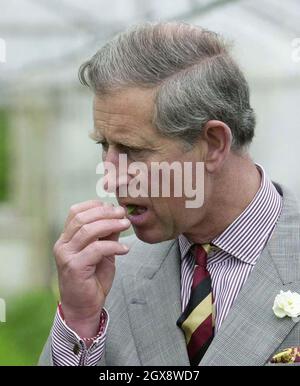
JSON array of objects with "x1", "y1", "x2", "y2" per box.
[{"x1": 201, "y1": 120, "x2": 232, "y2": 173}]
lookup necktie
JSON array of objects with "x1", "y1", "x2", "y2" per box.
[{"x1": 177, "y1": 244, "x2": 214, "y2": 366}]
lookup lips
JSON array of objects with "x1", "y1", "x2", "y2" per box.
[
  {"x1": 127, "y1": 206, "x2": 149, "y2": 226},
  {"x1": 119, "y1": 201, "x2": 149, "y2": 216},
  {"x1": 125, "y1": 204, "x2": 147, "y2": 216}
]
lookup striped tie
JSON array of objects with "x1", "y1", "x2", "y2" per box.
[{"x1": 177, "y1": 244, "x2": 214, "y2": 366}]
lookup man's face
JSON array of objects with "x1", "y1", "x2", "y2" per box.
[{"x1": 93, "y1": 87, "x2": 206, "y2": 243}]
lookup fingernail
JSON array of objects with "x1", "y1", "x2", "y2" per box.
[
  {"x1": 120, "y1": 219, "x2": 130, "y2": 226},
  {"x1": 122, "y1": 244, "x2": 129, "y2": 251}
]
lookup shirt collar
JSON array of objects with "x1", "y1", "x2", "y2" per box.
[{"x1": 178, "y1": 164, "x2": 283, "y2": 265}]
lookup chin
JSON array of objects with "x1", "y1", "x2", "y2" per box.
[{"x1": 133, "y1": 227, "x2": 170, "y2": 244}]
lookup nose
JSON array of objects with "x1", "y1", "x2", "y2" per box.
[{"x1": 102, "y1": 147, "x2": 131, "y2": 195}]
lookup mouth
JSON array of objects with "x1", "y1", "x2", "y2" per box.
[
  {"x1": 126, "y1": 204, "x2": 147, "y2": 216},
  {"x1": 121, "y1": 203, "x2": 149, "y2": 226}
]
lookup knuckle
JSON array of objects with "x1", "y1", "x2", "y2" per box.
[
  {"x1": 100, "y1": 219, "x2": 117, "y2": 232},
  {"x1": 56, "y1": 256, "x2": 68, "y2": 271},
  {"x1": 74, "y1": 213, "x2": 84, "y2": 227},
  {"x1": 59, "y1": 254, "x2": 79, "y2": 274},
  {"x1": 92, "y1": 199, "x2": 103, "y2": 206},
  {"x1": 53, "y1": 239, "x2": 63, "y2": 257},
  {"x1": 53, "y1": 245, "x2": 68, "y2": 269},
  {"x1": 79, "y1": 223, "x2": 90, "y2": 237},
  {"x1": 69, "y1": 204, "x2": 79, "y2": 217},
  {"x1": 90, "y1": 241, "x2": 102, "y2": 254},
  {"x1": 102, "y1": 202, "x2": 113, "y2": 211},
  {"x1": 100, "y1": 206, "x2": 112, "y2": 217},
  {"x1": 67, "y1": 258, "x2": 80, "y2": 273},
  {"x1": 89, "y1": 240, "x2": 109, "y2": 256}
]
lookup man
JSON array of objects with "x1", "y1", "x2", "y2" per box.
[{"x1": 39, "y1": 21, "x2": 300, "y2": 366}]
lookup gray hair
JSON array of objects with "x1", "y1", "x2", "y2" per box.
[{"x1": 79, "y1": 21, "x2": 256, "y2": 150}]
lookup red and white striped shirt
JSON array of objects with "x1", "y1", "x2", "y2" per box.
[{"x1": 52, "y1": 164, "x2": 282, "y2": 365}]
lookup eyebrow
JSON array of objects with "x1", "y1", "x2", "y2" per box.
[{"x1": 89, "y1": 130, "x2": 153, "y2": 151}]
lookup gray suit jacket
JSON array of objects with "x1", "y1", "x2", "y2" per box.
[{"x1": 39, "y1": 184, "x2": 300, "y2": 366}]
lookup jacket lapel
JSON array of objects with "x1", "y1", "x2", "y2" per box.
[
  {"x1": 200, "y1": 186, "x2": 300, "y2": 366},
  {"x1": 121, "y1": 239, "x2": 190, "y2": 366}
]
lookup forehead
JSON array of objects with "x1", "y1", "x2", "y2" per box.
[{"x1": 93, "y1": 87, "x2": 158, "y2": 142}]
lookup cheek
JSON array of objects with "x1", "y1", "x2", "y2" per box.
[
  {"x1": 150, "y1": 197, "x2": 183, "y2": 221},
  {"x1": 147, "y1": 170, "x2": 188, "y2": 215}
]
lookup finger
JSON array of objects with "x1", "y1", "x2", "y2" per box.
[
  {"x1": 64, "y1": 200, "x2": 104, "y2": 231},
  {"x1": 98, "y1": 231, "x2": 120, "y2": 242},
  {"x1": 77, "y1": 240, "x2": 129, "y2": 266},
  {"x1": 67, "y1": 218, "x2": 131, "y2": 252},
  {"x1": 63, "y1": 205, "x2": 126, "y2": 242},
  {"x1": 97, "y1": 210, "x2": 122, "y2": 242}
]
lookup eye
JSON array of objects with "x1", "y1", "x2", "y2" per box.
[
  {"x1": 128, "y1": 148, "x2": 143, "y2": 156},
  {"x1": 118, "y1": 145, "x2": 144, "y2": 159}
]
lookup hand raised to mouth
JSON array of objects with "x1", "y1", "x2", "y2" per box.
[{"x1": 54, "y1": 200, "x2": 131, "y2": 340}]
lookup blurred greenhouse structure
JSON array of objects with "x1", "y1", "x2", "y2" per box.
[{"x1": 0, "y1": 0, "x2": 300, "y2": 297}]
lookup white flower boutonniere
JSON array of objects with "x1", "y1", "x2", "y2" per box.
[{"x1": 273, "y1": 290, "x2": 300, "y2": 323}]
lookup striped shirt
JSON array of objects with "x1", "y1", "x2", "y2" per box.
[
  {"x1": 52, "y1": 306, "x2": 108, "y2": 366},
  {"x1": 179, "y1": 164, "x2": 282, "y2": 331},
  {"x1": 52, "y1": 164, "x2": 282, "y2": 365}
]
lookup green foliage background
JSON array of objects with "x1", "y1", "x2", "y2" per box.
[{"x1": 0, "y1": 290, "x2": 57, "y2": 365}]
